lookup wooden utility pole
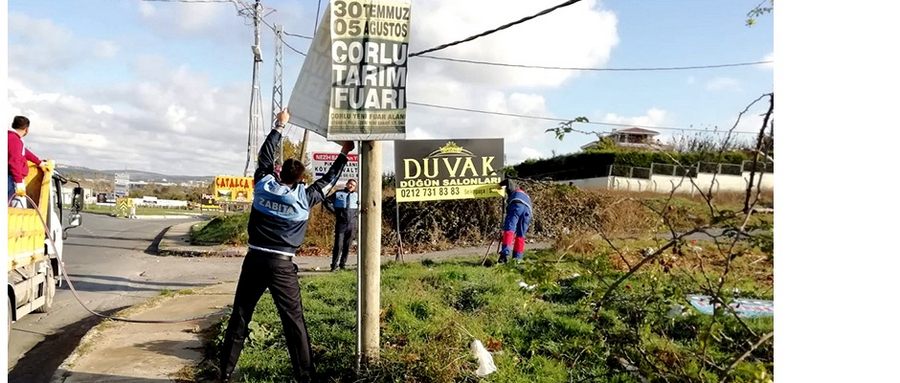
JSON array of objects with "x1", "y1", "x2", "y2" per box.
[
  {"x1": 299, "y1": 130, "x2": 310, "y2": 165},
  {"x1": 359, "y1": 140, "x2": 382, "y2": 362}
]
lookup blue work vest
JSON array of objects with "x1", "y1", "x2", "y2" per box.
[
  {"x1": 251, "y1": 174, "x2": 310, "y2": 221},
  {"x1": 332, "y1": 190, "x2": 358, "y2": 210}
]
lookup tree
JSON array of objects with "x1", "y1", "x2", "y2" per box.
[
  {"x1": 282, "y1": 138, "x2": 300, "y2": 161},
  {"x1": 584, "y1": 136, "x2": 617, "y2": 152},
  {"x1": 746, "y1": 0, "x2": 773, "y2": 27}
]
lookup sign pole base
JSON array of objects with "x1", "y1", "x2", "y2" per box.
[{"x1": 359, "y1": 140, "x2": 382, "y2": 363}]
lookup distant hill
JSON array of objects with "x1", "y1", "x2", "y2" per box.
[{"x1": 55, "y1": 163, "x2": 213, "y2": 183}]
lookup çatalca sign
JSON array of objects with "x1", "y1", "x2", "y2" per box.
[
  {"x1": 394, "y1": 139, "x2": 504, "y2": 203},
  {"x1": 214, "y1": 176, "x2": 254, "y2": 202}
]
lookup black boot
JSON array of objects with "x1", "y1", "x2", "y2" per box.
[
  {"x1": 217, "y1": 364, "x2": 232, "y2": 383},
  {"x1": 218, "y1": 335, "x2": 243, "y2": 383}
]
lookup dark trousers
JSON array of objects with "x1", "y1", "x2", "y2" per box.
[
  {"x1": 220, "y1": 251, "x2": 315, "y2": 382},
  {"x1": 330, "y1": 222, "x2": 356, "y2": 270},
  {"x1": 8, "y1": 175, "x2": 15, "y2": 200},
  {"x1": 500, "y1": 203, "x2": 532, "y2": 260}
]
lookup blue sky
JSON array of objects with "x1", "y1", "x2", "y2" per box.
[{"x1": 6, "y1": 0, "x2": 772, "y2": 176}]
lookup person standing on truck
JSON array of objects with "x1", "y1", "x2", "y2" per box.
[
  {"x1": 497, "y1": 179, "x2": 533, "y2": 264},
  {"x1": 7, "y1": 116, "x2": 44, "y2": 207},
  {"x1": 324, "y1": 178, "x2": 359, "y2": 271},
  {"x1": 219, "y1": 108, "x2": 354, "y2": 383}
]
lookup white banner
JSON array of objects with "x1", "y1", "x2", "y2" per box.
[
  {"x1": 288, "y1": 0, "x2": 411, "y2": 141},
  {"x1": 287, "y1": 6, "x2": 332, "y2": 137},
  {"x1": 312, "y1": 152, "x2": 359, "y2": 186},
  {"x1": 114, "y1": 173, "x2": 130, "y2": 197}
]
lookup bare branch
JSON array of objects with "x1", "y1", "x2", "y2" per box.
[
  {"x1": 546, "y1": 116, "x2": 595, "y2": 140},
  {"x1": 744, "y1": 93, "x2": 774, "y2": 213},
  {"x1": 596, "y1": 227, "x2": 707, "y2": 309},
  {"x1": 723, "y1": 331, "x2": 774, "y2": 381},
  {"x1": 528, "y1": 93, "x2": 775, "y2": 381},
  {"x1": 595, "y1": 196, "x2": 646, "y2": 268}
]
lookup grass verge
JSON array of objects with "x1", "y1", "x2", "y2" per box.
[
  {"x1": 191, "y1": 214, "x2": 250, "y2": 245},
  {"x1": 202, "y1": 243, "x2": 773, "y2": 382},
  {"x1": 81, "y1": 204, "x2": 202, "y2": 216}
]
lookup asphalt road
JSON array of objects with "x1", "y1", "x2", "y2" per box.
[{"x1": 7, "y1": 213, "x2": 246, "y2": 383}]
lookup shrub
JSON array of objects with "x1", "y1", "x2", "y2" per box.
[
  {"x1": 190, "y1": 213, "x2": 249, "y2": 245},
  {"x1": 514, "y1": 150, "x2": 751, "y2": 181}
]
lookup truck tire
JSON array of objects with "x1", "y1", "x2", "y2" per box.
[{"x1": 35, "y1": 269, "x2": 55, "y2": 313}]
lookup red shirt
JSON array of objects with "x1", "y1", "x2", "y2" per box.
[{"x1": 8, "y1": 129, "x2": 41, "y2": 183}]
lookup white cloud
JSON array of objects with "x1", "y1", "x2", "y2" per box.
[
  {"x1": 706, "y1": 77, "x2": 742, "y2": 92},
  {"x1": 761, "y1": 51, "x2": 774, "y2": 70},
  {"x1": 164, "y1": 104, "x2": 192, "y2": 133},
  {"x1": 137, "y1": 1, "x2": 244, "y2": 38},
  {"x1": 138, "y1": 2, "x2": 156, "y2": 17},
  {"x1": 7, "y1": 8, "x2": 311, "y2": 176},
  {"x1": 91, "y1": 105, "x2": 114, "y2": 114},
  {"x1": 94, "y1": 41, "x2": 120, "y2": 58},
  {"x1": 9, "y1": 13, "x2": 125, "y2": 86},
  {"x1": 8, "y1": 0, "x2": 622, "y2": 175},
  {"x1": 8, "y1": 61, "x2": 252, "y2": 176},
  {"x1": 408, "y1": 127, "x2": 435, "y2": 140},
  {"x1": 521, "y1": 147, "x2": 543, "y2": 160},
  {"x1": 602, "y1": 107, "x2": 668, "y2": 127},
  {"x1": 392, "y1": 0, "x2": 620, "y2": 166},
  {"x1": 8, "y1": 12, "x2": 79, "y2": 73},
  {"x1": 410, "y1": 0, "x2": 619, "y2": 88},
  {"x1": 408, "y1": 83, "x2": 554, "y2": 159},
  {"x1": 733, "y1": 111, "x2": 767, "y2": 134}
]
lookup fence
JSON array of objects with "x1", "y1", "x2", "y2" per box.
[
  {"x1": 611, "y1": 164, "x2": 652, "y2": 179},
  {"x1": 650, "y1": 163, "x2": 698, "y2": 178},
  {"x1": 634, "y1": 161, "x2": 774, "y2": 178},
  {"x1": 742, "y1": 160, "x2": 774, "y2": 173},
  {"x1": 698, "y1": 162, "x2": 744, "y2": 176},
  {"x1": 561, "y1": 160, "x2": 774, "y2": 194}
]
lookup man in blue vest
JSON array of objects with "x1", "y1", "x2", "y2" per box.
[
  {"x1": 325, "y1": 178, "x2": 358, "y2": 271},
  {"x1": 219, "y1": 109, "x2": 353, "y2": 383},
  {"x1": 498, "y1": 179, "x2": 533, "y2": 264}
]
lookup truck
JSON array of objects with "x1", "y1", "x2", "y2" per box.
[{"x1": 8, "y1": 161, "x2": 84, "y2": 330}]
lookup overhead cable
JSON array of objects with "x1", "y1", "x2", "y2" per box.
[{"x1": 407, "y1": 101, "x2": 759, "y2": 135}]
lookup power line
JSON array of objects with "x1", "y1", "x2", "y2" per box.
[
  {"x1": 153, "y1": 0, "x2": 772, "y2": 73},
  {"x1": 142, "y1": 0, "x2": 233, "y2": 2},
  {"x1": 409, "y1": 0, "x2": 586, "y2": 57},
  {"x1": 259, "y1": 17, "x2": 307, "y2": 56},
  {"x1": 150, "y1": 0, "x2": 307, "y2": 56},
  {"x1": 144, "y1": 0, "x2": 761, "y2": 136},
  {"x1": 284, "y1": 31, "x2": 313, "y2": 39},
  {"x1": 416, "y1": 56, "x2": 773, "y2": 72},
  {"x1": 279, "y1": 32, "x2": 770, "y2": 72},
  {"x1": 313, "y1": 0, "x2": 323, "y2": 32},
  {"x1": 144, "y1": 0, "x2": 254, "y2": 22},
  {"x1": 229, "y1": 0, "x2": 305, "y2": 57},
  {"x1": 407, "y1": 101, "x2": 758, "y2": 135}
]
